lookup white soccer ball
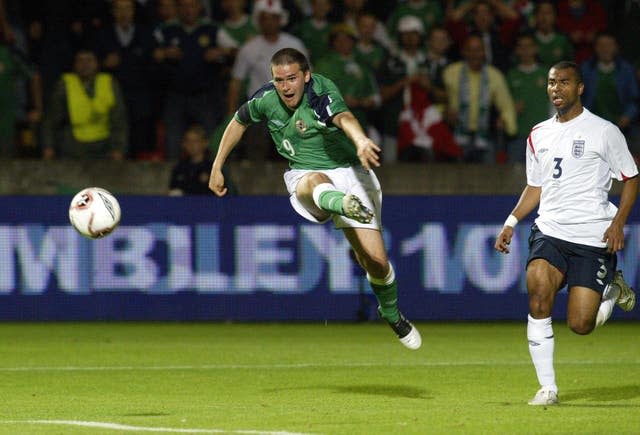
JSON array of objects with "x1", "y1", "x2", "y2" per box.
[{"x1": 69, "y1": 187, "x2": 121, "y2": 239}]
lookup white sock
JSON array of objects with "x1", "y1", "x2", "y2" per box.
[
  {"x1": 527, "y1": 315, "x2": 557, "y2": 393},
  {"x1": 311, "y1": 183, "x2": 336, "y2": 209},
  {"x1": 596, "y1": 283, "x2": 620, "y2": 327}
]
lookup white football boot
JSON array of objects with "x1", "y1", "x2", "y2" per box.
[{"x1": 528, "y1": 387, "x2": 559, "y2": 406}]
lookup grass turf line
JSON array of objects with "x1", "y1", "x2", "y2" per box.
[{"x1": 1, "y1": 322, "x2": 639, "y2": 435}]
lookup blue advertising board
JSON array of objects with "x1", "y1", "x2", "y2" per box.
[{"x1": 1, "y1": 195, "x2": 638, "y2": 321}]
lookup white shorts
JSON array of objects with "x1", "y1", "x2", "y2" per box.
[{"x1": 283, "y1": 166, "x2": 382, "y2": 230}]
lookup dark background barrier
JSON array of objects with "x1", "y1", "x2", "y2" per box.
[{"x1": 1, "y1": 195, "x2": 638, "y2": 321}]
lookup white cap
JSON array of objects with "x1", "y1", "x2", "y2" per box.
[
  {"x1": 397, "y1": 15, "x2": 424, "y2": 34},
  {"x1": 252, "y1": 0, "x2": 289, "y2": 28}
]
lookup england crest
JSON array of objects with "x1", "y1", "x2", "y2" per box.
[{"x1": 572, "y1": 140, "x2": 585, "y2": 158}]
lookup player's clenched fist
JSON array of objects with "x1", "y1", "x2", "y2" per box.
[{"x1": 495, "y1": 226, "x2": 514, "y2": 254}]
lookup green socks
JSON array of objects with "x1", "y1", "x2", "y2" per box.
[
  {"x1": 371, "y1": 281, "x2": 400, "y2": 323},
  {"x1": 317, "y1": 190, "x2": 346, "y2": 215},
  {"x1": 369, "y1": 265, "x2": 400, "y2": 323}
]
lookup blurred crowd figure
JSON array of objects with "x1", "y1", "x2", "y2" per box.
[{"x1": 0, "y1": 0, "x2": 638, "y2": 167}]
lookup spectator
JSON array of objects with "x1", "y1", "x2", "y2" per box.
[
  {"x1": 424, "y1": 24, "x2": 454, "y2": 110},
  {"x1": 0, "y1": 0, "x2": 13, "y2": 44},
  {"x1": 580, "y1": 31, "x2": 639, "y2": 155},
  {"x1": 226, "y1": 0, "x2": 306, "y2": 114},
  {"x1": 41, "y1": 48, "x2": 127, "y2": 160},
  {"x1": 387, "y1": 0, "x2": 444, "y2": 42},
  {"x1": 341, "y1": 0, "x2": 396, "y2": 56},
  {"x1": 314, "y1": 23, "x2": 380, "y2": 130},
  {"x1": 0, "y1": 23, "x2": 42, "y2": 159},
  {"x1": 506, "y1": 32, "x2": 549, "y2": 163},
  {"x1": 153, "y1": 0, "x2": 227, "y2": 159},
  {"x1": 378, "y1": 15, "x2": 427, "y2": 162},
  {"x1": 443, "y1": 33, "x2": 517, "y2": 163},
  {"x1": 21, "y1": 0, "x2": 76, "y2": 102},
  {"x1": 506, "y1": 0, "x2": 536, "y2": 29},
  {"x1": 532, "y1": 0, "x2": 574, "y2": 68},
  {"x1": 96, "y1": 0, "x2": 156, "y2": 159},
  {"x1": 446, "y1": 0, "x2": 520, "y2": 72},
  {"x1": 169, "y1": 124, "x2": 237, "y2": 195},
  {"x1": 151, "y1": 0, "x2": 178, "y2": 27},
  {"x1": 378, "y1": 15, "x2": 460, "y2": 163},
  {"x1": 291, "y1": 0, "x2": 332, "y2": 64},
  {"x1": 216, "y1": 0, "x2": 257, "y2": 53},
  {"x1": 609, "y1": 0, "x2": 640, "y2": 70},
  {"x1": 225, "y1": 0, "x2": 306, "y2": 161},
  {"x1": 555, "y1": 0, "x2": 607, "y2": 64},
  {"x1": 354, "y1": 11, "x2": 387, "y2": 72}
]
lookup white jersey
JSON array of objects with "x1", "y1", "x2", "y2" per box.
[
  {"x1": 526, "y1": 108, "x2": 638, "y2": 247},
  {"x1": 231, "y1": 32, "x2": 307, "y2": 98}
]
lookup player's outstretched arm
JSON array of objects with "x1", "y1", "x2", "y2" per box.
[
  {"x1": 495, "y1": 185, "x2": 541, "y2": 254},
  {"x1": 603, "y1": 175, "x2": 639, "y2": 253},
  {"x1": 209, "y1": 118, "x2": 247, "y2": 197},
  {"x1": 332, "y1": 111, "x2": 381, "y2": 170}
]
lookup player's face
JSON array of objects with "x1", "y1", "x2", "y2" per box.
[
  {"x1": 271, "y1": 63, "x2": 311, "y2": 110},
  {"x1": 547, "y1": 67, "x2": 583, "y2": 116}
]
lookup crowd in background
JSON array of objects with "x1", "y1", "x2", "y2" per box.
[{"x1": 0, "y1": 0, "x2": 639, "y2": 178}]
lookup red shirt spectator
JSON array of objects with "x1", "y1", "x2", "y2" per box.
[{"x1": 555, "y1": 0, "x2": 607, "y2": 64}]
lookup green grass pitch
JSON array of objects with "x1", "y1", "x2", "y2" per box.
[{"x1": 1, "y1": 321, "x2": 639, "y2": 434}]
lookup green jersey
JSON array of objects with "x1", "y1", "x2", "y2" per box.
[
  {"x1": 507, "y1": 64, "x2": 549, "y2": 137},
  {"x1": 535, "y1": 32, "x2": 574, "y2": 68},
  {"x1": 314, "y1": 52, "x2": 379, "y2": 128},
  {"x1": 235, "y1": 73, "x2": 359, "y2": 170},
  {"x1": 291, "y1": 18, "x2": 331, "y2": 64},
  {"x1": 387, "y1": 1, "x2": 443, "y2": 38}
]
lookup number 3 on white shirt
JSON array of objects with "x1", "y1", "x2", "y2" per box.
[{"x1": 553, "y1": 157, "x2": 563, "y2": 179}]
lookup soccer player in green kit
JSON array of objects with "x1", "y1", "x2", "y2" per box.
[{"x1": 209, "y1": 47, "x2": 422, "y2": 350}]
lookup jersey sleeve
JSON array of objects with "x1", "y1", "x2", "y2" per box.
[
  {"x1": 602, "y1": 123, "x2": 639, "y2": 181},
  {"x1": 233, "y1": 84, "x2": 274, "y2": 124},
  {"x1": 308, "y1": 75, "x2": 349, "y2": 124},
  {"x1": 526, "y1": 128, "x2": 543, "y2": 186}
]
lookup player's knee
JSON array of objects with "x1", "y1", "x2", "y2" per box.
[
  {"x1": 299, "y1": 172, "x2": 332, "y2": 193},
  {"x1": 567, "y1": 317, "x2": 595, "y2": 335},
  {"x1": 360, "y1": 255, "x2": 388, "y2": 278},
  {"x1": 528, "y1": 291, "x2": 554, "y2": 317}
]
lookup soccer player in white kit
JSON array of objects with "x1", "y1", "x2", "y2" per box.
[{"x1": 495, "y1": 61, "x2": 638, "y2": 405}]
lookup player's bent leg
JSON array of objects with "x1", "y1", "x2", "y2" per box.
[
  {"x1": 566, "y1": 286, "x2": 601, "y2": 335},
  {"x1": 340, "y1": 194, "x2": 374, "y2": 224},
  {"x1": 296, "y1": 172, "x2": 373, "y2": 224},
  {"x1": 526, "y1": 259, "x2": 563, "y2": 318},
  {"x1": 612, "y1": 270, "x2": 636, "y2": 312},
  {"x1": 343, "y1": 228, "x2": 421, "y2": 350},
  {"x1": 596, "y1": 278, "x2": 622, "y2": 327},
  {"x1": 296, "y1": 172, "x2": 334, "y2": 221}
]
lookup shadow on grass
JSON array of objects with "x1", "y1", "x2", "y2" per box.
[
  {"x1": 561, "y1": 384, "x2": 640, "y2": 404},
  {"x1": 331, "y1": 384, "x2": 431, "y2": 399},
  {"x1": 333, "y1": 385, "x2": 433, "y2": 400},
  {"x1": 265, "y1": 383, "x2": 430, "y2": 399}
]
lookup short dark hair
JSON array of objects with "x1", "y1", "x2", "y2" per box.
[
  {"x1": 271, "y1": 48, "x2": 310, "y2": 72},
  {"x1": 184, "y1": 124, "x2": 207, "y2": 140},
  {"x1": 550, "y1": 60, "x2": 583, "y2": 83}
]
